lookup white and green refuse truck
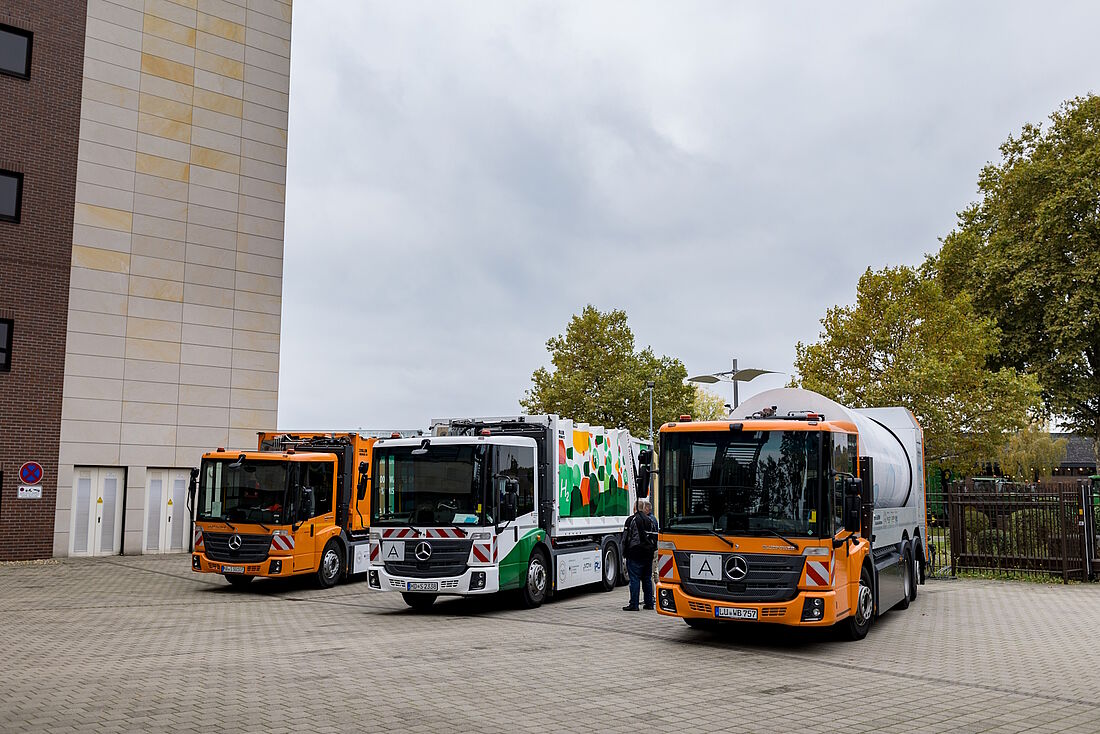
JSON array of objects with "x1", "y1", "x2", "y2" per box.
[{"x1": 362, "y1": 415, "x2": 652, "y2": 608}]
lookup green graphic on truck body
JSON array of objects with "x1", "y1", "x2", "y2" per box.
[
  {"x1": 557, "y1": 429, "x2": 631, "y2": 519},
  {"x1": 498, "y1": 528, "x2": 543, "y2": 590}
]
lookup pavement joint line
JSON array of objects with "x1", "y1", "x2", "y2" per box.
[{"x1": 36, "y1": 559, "x2": 1100, "y2": 712}]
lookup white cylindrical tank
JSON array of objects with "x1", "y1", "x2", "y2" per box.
[{"x1": 731, "y1": 388, "x2": 915, "y2": 509}]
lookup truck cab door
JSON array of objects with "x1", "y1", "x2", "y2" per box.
[
  {"x1": 290, "y1": 460, "x2": 337, "y2": 573},
  {"x1": 494, "y1": 442, "x2": 539, "y2": 581}
]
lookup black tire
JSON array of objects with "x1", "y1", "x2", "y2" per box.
[
  {"x1": 521, "y1": 549, "x2": 550, "y2": 608},
  {"x1": 897, "y1": 548, "x2": 912, "y2": 610},
  {"x1": 225, "y1": 574, "x2": 253, "y2": 587},
  {"x1": 316, "y1": 539, "x2": 344, "y2": 589},
  {"x1": 684, "y1": 617, "x2": 718, "y2": 630},
  {"x1": 840, "y1": 564, "x2": 874, "y2": 641},
  {"x1": 601, "y1": 543, "x2": 619, "y2": 591},
  {"x1": 910, "y1": 542, "x2": 921, "y2": 600},
  {"x1": 402, "y1": 592, "x2": 437, "y2": 610}
]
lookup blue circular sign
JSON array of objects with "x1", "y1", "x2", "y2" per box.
[{"x1": 19, "y1": 462, "x2": 43, "y2": 485}]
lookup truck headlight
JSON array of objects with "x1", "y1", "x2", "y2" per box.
[
  {"x1": 658, "y1": 587, "x2": 677, "y2": 613},
  {"x1": 471, "y1": 532, "x2": 491, "y2": 541},
  {"x1": 802, "y1": 546, "x2": 830, "y2": 556},
  {"x1": 369, "y1": 531, "x2": 381, "y2": 542},
  {"x1": 657, "y1": 540, "x2": 676, "y2": 550}
]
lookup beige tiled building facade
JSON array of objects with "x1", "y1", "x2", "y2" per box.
[{"x1": 0, "y1": 0, "x2": 291, "y2": 559}]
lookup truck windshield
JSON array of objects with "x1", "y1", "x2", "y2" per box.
[
  {"x1": 659, "y1": 430, "x2": 820, "y2": 537},
  {"x1": 197, "y1": 459, "x2": 289, "y2": 525},
  {"x1": 371, "y1": 444, "x2": 489, "y2": 526}
]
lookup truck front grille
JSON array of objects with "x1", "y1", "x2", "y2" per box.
[
  {"x1": 384, "y1": 539, "x2": 472, "y2": 578},
  {"x1": 203, "y1": 532, "x2": 271, "y2": 563},
  {"x1": 675, "y1": 551, "x2": 804, "y2": 603}
]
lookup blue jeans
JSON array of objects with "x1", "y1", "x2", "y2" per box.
[{"x1": 627, "y1": 558, "x2": 654, "y2": 608}]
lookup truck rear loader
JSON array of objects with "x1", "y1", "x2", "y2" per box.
[
  {"x1": 655, "y1": 388, "x2": 926, "y2": 640},
  {"x1": 364, "y1": 415, "x2": 651, "y2": 608}
]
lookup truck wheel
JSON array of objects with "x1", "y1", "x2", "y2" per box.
[
  {"x1": 316, "y1": 539, "x2": 344, "y2": 588},
  {"x1": 601, "y1": 543, "x2": 619, "y2": 591},
  {"x1": 402, "y1": 592, "x2": 437, "y2": 610},
  {"x1": 225, "y1": 574, "x2": 253, "y2": 587},
  {"x1": 840, "y1": 565, "x2": 874, "y2": 641},
  {"x1": 910, "y1": 543, "x2": 921, "y2": 600},
  {"x1": 897, "y1": 548, "x2": 912, "y2": 610},
  {"x1": 522, "y1": 550, "x2": 550, "y2": 608}
]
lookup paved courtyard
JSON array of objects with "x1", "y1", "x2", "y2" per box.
[{"x1": 1, "y1": 556, "x2": 1099, "y2": 733}]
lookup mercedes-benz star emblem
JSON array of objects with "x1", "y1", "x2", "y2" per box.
[
  {"x1": 228, "y1": 534, "x2": 242, "y2": 551},
  {"x1": 414, "y1": 541, "x2": 433, "y2": 561},
  {"x1": 725, "y1": 555, "x2": 749, "y2": 581}
]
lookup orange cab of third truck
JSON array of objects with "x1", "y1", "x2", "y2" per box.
[
  {"x1": 189, "y1": 431, "x2": 418, "y2": 588},
  {"x1": 653, "y1": 388, "x2": 927, "y2": 640}
]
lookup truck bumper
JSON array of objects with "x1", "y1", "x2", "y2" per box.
[
  {"x1": 370, "y1": 565, "x2": 500, "y2": 595},
  {"x1": 656, "y1": 582, "x2": 840, "y2": 627},
  {"x1": 191, "y1": 552, "x2": 297, "y2": 578}
]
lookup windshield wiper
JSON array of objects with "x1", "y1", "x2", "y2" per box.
[
  {"x1": 707, "y1": 526, "x2": 735, "y2": 548},
  {"x1": 757, "y1": 527, "x2": 798, "y2": 550},
  {"x1": 221, "y1": 515, "x2": 238, "y2": 531}
]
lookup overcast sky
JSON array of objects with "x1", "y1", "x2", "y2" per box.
[{"x1": 277, "y1": 1, "x2": 1099, "y2": 431}]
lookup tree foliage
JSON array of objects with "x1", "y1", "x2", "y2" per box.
[
  {"x1": 520, "y1": 305, "x2": 695, "y2": 440},
  {"x1": 691, "y1": 387, "x2": 729, "y2": 421},
  {"x1": 932, "y1": 95, "x2": 1100, "y2": 458},
  {"x1": 998, "y1": 423, "x2": 1068, "y2": 482},
  {"x1": 792, "y1": 265, "x2": 1042, "y2": 473}
]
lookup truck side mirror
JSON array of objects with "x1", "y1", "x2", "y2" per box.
[
  {"x1": 187, "y1": 467, "x2": 199, "y2": 512},
  {"x1": 357, "y1": 461, "x2": 369, "y2": 501},
  {"x1": 300, "y1": 487, "x2": 315, "y2": 522},
  {"x1": 636, "y1": 450, "x2": 653, "y2": 499},
  {"x1": 501, "y1": 479, "x2": 519, "y2": 521},
  {"x1": 843, "y1": 477, "x2": 862, "y2": 533}
]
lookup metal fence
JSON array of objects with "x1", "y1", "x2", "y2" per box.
[{"x1": 926, "y1": 478, "x2": 1098, "y2": 583}]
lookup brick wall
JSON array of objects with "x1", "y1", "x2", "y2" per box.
[{"x1": 0, "y1": 1, "x2": 87, "y2": 560}]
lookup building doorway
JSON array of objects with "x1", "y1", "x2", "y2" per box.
[{"x1": 70, "y1": 467, "x2": 125, "y2": 556}]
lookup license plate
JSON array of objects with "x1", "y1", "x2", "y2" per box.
[
  {"x1": 407, "y1": 581, "x2": 438, "y2": 592},
  {"x1": 714, "y1": 606, "x2": 758, "y2": 620},
  {"x1": 222, "y1": 565, "x2": 246, "y2": 574}
]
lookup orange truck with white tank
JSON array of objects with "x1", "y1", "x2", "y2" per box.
[
  {"x1": 653, "y1": 387, "x2": 926, "y2": 640},
  {"x1": 189, "y1": 432, "x2": 413, "y2": 588}
]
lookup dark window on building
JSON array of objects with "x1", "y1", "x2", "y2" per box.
[
  {"x1": 0, "y1": 319, "x2": 11, "y2": 372},
  {"x1": 0, "y1": 23, "x2": 32, "y2": 79},
  {"x1": 0, "y1": 170, "x2": 22, "y2": 223}
]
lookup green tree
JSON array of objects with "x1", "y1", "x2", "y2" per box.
[
  {"x1": 999, "y1": 423, "x2": 1068, "y2": 481},
  {"x1": 692, "y1": 386, "x2": 728, "y2": 420},
  {"x1": 933, "y1": 95, "x2": 1100, "y2": 460},
  {"x1": 520, "y1": 305, "x2": 694, "y2": 439},
  {"x1": 792, "y1": 265, "x2": 1042, "y2": 474}
]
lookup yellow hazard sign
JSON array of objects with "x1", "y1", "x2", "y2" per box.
[
  {"x1": 97, "y1": 497, "x2": 103, "y2": 504},
  {"x1": 168, "y1": 499, "x2": 173, "y2": 505}
]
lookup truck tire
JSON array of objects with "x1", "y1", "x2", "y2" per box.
[
  {"x1": 316, "y1": 539, "x2": 344, "y2": 588},
  {"x1": 225, "y1": 574, "x2": 253, "y2": 587},
  {"x1": 402, "y1": 592, "x2": 437, "y2": 610},
  {"x1": 910, "y1": 543, "x2": 921, "y2": 600},
  {"x1": 521, "y1": 549, "x2": 550, "y2": 608},
  {"x1": 897, "y1": 547, "x2": 912, "y2": 610},
  {"x1": 601, "y1": 543, "x2": 619, "y2": 591},
  {"x1": 840, "y1": 564, "x2": 874, "y2": 641}
]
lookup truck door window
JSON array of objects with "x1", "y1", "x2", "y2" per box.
[
  {"x1": 303, "y1": 462, "x2": 334, "y2": 516},
  {"x1": 495, "y1": 445, "x2": 535, "y2": 516},
  {"x1": 832, "y1": 433, "x2": 856, "y2": 534}
]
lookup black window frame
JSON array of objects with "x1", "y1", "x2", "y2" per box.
[
  {"x1": 0, "y1": 169, "x2": 23, "y2": 223},
  {"x1": 0, "y1": 318, "x2": 12, "y2": 372},
  {"x1": 0, "y1": 22, "x2": 33, "y2": 80}
]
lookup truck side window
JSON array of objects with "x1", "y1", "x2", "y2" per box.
[
  {"x1": 496, "y1": 445, "x2": 536, "y2": 516},
  {"x1": 305, "y1": 462, "x2": 335, "y2": 516},
  {"x1": 832, "y1": 433, "x2": 855, "y2": 534}
]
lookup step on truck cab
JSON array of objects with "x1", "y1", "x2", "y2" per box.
[
  {"x1": 655, "y1": 388, "x2": 926, "y2": 640},
  {"x1": 366, "y1": 415, "x2": 651, "y2": 609},
  {"x1": 190, "y1": 431, "x2": 418, "y2": 588}
]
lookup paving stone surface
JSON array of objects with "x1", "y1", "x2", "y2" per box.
[{"x1": 1, "y1": 556, "x2": 1098, "y2": 733}]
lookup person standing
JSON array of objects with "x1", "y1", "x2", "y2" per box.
[{"x1": 622, "y1": 498, "x2": 657, "y2": 611}]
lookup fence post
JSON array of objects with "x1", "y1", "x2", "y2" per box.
[
  {"x1": 1081, "y1": 481, "x2": 1094, "y2": 581},
  {"x1": 946, "y1": 479, "x2": 958, "y2": 578},
  {"x1": 1059, "y1": 490, "x2": 1069, "y2": 584}
]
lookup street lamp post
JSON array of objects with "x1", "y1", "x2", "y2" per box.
[
  {"x1": 646, "y1": 380, "x2": 655, "y2": 444},
  {"x1": 687, "y1": 358, "x2": 777, "y2": 414}
]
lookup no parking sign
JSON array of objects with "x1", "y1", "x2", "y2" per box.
[{"x1": 17, "y1": 461, "x2": 43, "y2": 500}]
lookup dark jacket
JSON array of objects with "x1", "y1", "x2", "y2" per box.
[{"x1": 623, "y1": 511, "x2": 657, "y2": 562}]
